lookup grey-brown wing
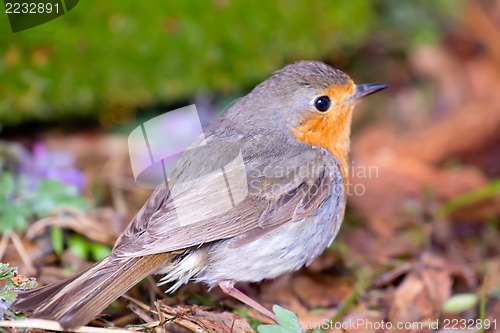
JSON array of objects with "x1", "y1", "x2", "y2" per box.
[{"x1": 112, "y1": 135, "x2": 341, "y2": 258}]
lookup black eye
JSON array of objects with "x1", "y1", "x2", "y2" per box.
[{"x1": 314, "y1": 96, "x2": 331, "y2": 112}]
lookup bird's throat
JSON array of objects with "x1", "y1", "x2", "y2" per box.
[{"x1": 291, "y1": 106, "x2": 353, "y2": 186}]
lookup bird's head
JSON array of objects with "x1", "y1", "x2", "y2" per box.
[
  {"x1": 287, "y1": 62, "x2": 387, "y2": 179},
  {"x1": 228, "y1": 61, "x2": 387, "y2": 179}
]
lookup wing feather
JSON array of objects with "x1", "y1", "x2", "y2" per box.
[{"x1": 112, "y1": 134, "x2": 341, "y2": 257}]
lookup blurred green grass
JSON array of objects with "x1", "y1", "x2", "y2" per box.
[{"x1": 0, "y1": 0, "x2": 459, "y2": 126}]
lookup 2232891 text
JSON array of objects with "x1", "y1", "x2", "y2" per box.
[{"x1": 5, "y1": 2, "x2": 59, "y2": 14}]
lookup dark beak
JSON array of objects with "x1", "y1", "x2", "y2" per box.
[{"x1": 353, "y1": 82, "x2": 388, "y2": 101}]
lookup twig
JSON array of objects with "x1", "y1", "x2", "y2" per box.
[
  {"x1": 27, "y1": 207, "x2": 116, "y2": 245},
  {"x1": 0, "y1": 319, "x2": 134, "y2": 333},
  {"x1": 111, "y1": 313, "x2": 140, "y2": 328},
  {"x1": 121, "y1": 294, "x2": 155, "y2": 313},
  {"x1": 9, "y1": 231, "x2": 36, "y2": 275},
  {"x1": 155, "y1": 300, "x2": 166, "y2": 333},
  {"x1": 128, "y1": 303, "x2": 158, "y2": 326},
  {"x1": 158, "y1": 304, "x2": 208, "y2": 333}
]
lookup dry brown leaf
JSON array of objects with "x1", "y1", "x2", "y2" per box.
[
  {"x1": 418, "y1": 254, "x2": 452, "y2": 307},
  {"x1": 389, "y1": 254, "x2": 451, "y2": 329},
  {"x1": 350, "y1": 123, "x2": 490, "y2": 233},
  {"x1": 159, "y1": 304, "x2": 255, "y2": 333},
  {"x1": 443, "y1": 257, "x2": 477, "y2": 290},
  {"x1": 306, "y1": 252, "x2": 340, "y2": 273},
  {"x1": 341, "y1": 227, "x2": 421, "y2": 262},
  {"x1": 349, "y1": 29, "x2": 500, "y2": 230},
  {"x1": 259, "y1": 274, "x2": 308, "y2": 318},
  {"x1": 292, "y1": 275, "x2": 353, "y2": 308},
  {"x1": 389, "y1": 272, "x2": 431, "y2": 327}
]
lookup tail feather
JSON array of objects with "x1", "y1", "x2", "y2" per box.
[{"x1": 13, "y1": 253, "x2": 172, "y2": 329}]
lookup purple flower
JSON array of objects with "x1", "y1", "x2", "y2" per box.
[{"x1": 18, "y1": 143, "x2": 84, "y2": 192}]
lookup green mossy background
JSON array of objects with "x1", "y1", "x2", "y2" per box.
[{"x1": 0, "y1": 0, "x2": 458, "y2": 126}]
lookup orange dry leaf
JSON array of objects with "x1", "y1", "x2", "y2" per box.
[
  {"x1": 11, "y1": 274, "x2": 29, "y2": 285},
  {"x1": 389, "y1": 253, "x2": 451, "y2": 329}
]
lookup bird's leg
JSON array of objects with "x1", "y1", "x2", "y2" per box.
[{"x1": 218, "y1": 280, "x2": 277, "y2": 322}]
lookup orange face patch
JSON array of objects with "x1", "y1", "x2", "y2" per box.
[
  {"x1": 321, "y1": 82, "x2": 356, "y2": 104},
  {"x1": 291, "y1": 81, "x2": 355, "y2": 182}
]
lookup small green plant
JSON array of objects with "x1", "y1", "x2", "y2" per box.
[
  {"x1": 0, "y1": 142, "x2": 88, "y2": 259},
  {"x1": 0, "y1": 172, "x2": 86, "y2": 233},
  {"x1": 236, "y1": 308, "x2": 263, "y2": 331},
  {"x1": 0, "y1": 142, "x2": 86, "y2": 234},
  {"x1": 438, "y1": 180, "x2": 500, "y2": 217},
  {"x1": 442, "y1": 293, "x2": 479, "y2": 314},
  {"x1": 64, "y1": 233, "x2": 111, "y2": 261},
  {"x1": 51, "y1": 227, "x2": 113, "y2": 261},
  {"x1": 258, "y1": 305, "x2": 303, "y2": 333},
  {"x1": 0, "y1": 263, "x2": 37, "y2": 320}
]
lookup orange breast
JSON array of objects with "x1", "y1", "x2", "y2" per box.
[{"x1": 291, "y1": 83, "x2": 355, "y2": 187}]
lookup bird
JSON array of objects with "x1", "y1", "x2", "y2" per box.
[{"x1": 13, "y1": 61, "x2": 387, "y2": 329}]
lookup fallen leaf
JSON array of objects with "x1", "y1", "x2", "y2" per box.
[
  {"x1": 292, "y1": 275, "x2": 353, "y2": 308},
  {"x1": 389, "y1": 254, "x2": 452, "y2": 328},
  {"x1": 159, "y1": 304, "x2": 255, "y2": 333},
  {"x1": 260, "y1": 275, "x2": 308, "y2": 319},
  {"x1": 10, "y1": 275, "x2": 29, "y2": 284}
]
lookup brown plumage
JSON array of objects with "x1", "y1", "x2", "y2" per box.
[{"x1": 13, "y1": 61, "x2": 387, "y2": 328}]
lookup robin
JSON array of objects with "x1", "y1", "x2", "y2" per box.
[{"x1": 13, "y1": 61, "x2": 387, "y2": 328}]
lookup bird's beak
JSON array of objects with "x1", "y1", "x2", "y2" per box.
[{"x1": 352, "y1": 83, "x2": 388, "y2": 101}]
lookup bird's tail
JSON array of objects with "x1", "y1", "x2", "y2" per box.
[{"x1": 13, "y1": 253, "x2": 172, "y2": 329}]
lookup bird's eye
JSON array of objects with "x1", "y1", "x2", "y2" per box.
[{"x1": 314, "y1": 96, "x2": 331, "y2": 112}]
